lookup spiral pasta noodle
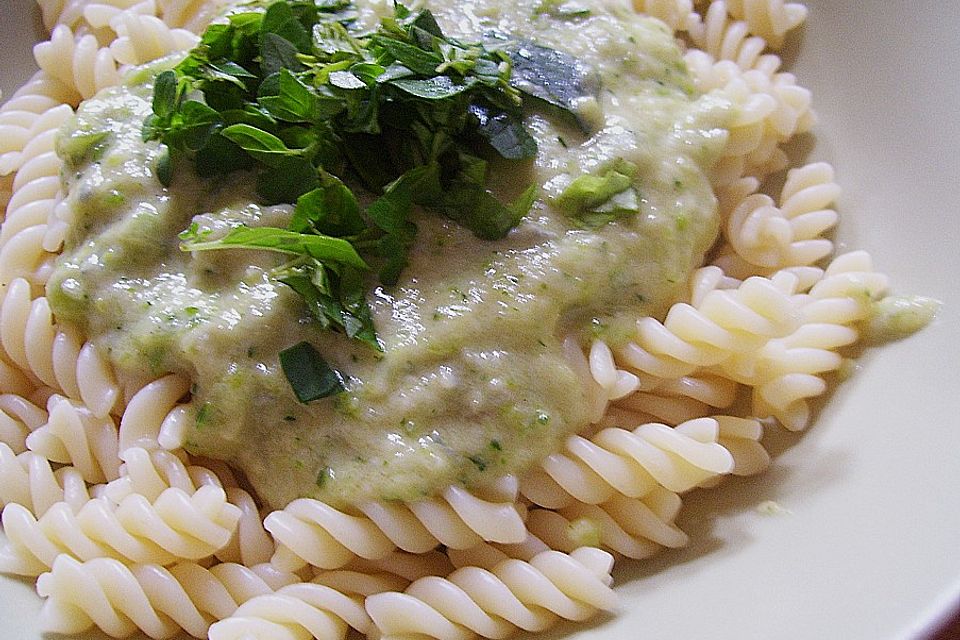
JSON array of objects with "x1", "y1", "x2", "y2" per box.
[
  {"x1": 33, "y1": 25, "x2": 122, "y2": 103},
  {"x1": 721, "y1": 0, "x2": 807, "y2": 48},
  {"x1": 364, "y1": 547, "x2": 618, "y2": 640},
  {"x1": 0, "y1": 392, "x2": 48, "y2": 452},
  {"x1": 527, "y1": 486, "x2": 689, "y2": 559},
  {"x1": 0, "y1": 484, "x2": 241, "y2": 575},
  {"x1": 520, "y1": 417, "x2": 736, "y2": 509},
  {"x1": 265, "y1": 482, "x2": 528, "y2": 573},
  {"x1": 208, "y1": 571, "x2": 405, "y2": 640},
  {"x1": 0, "y1": 72, "x2": 76, "y2": 175},
  {"x1": 715, "y1": 162, "x2": 840, "y2": 275},
  {"x1": 101, "y1": 447, "x2": 276, "y2": 566},
  {"x1": 36, "y1": 555, "x2": 300, "y2": 638},
  {"x1": 0, "y1": 443, "x2": 93, "y2": 516},
  {"x1": 25, "y1": 394, "x2": 120, "y2": 483}
]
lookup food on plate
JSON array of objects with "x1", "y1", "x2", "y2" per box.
[{"x1": 0, "y1": 0, "x2": 936, "y2": 638}]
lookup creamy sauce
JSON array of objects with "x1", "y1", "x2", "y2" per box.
[{"x1": 47, "y1": 0, "x2": 731, "y2": 509}]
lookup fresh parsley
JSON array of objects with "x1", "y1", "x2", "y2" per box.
[{"x1": 148, "y1": 0, "x2": 601, "y2": 401}]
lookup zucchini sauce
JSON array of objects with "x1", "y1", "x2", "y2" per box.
[{"x1": 47, "y1": 0, "x2": 732, "y2": 508}]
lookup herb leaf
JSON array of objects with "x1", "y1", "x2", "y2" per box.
[
  {"x1": 279, "y1": 341, "x2": 345, "y2": 403},
  {"x1": 555, "y1": 159, "x2": 641, "y2": 228},
  {"x1": 507, "y1": 40, "x2": 600, "y2": 132},
  {"x1": 180, "y1": 225, "x2": 369, "y2": 270},
  {"x1": 146, "y1": 0, "x2": 598, "y2": 362}
]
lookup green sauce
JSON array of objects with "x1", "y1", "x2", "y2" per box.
[{"x1": 47, "y1": 0, "x2": 731, "y2": 509}]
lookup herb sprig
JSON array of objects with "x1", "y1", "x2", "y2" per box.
[{"x1": 146, "y1": 0, "x2": 599, "y2": 399}]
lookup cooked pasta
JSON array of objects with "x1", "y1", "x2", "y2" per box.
[
  {"x1": 364, "y1": 548, "x2": 618, "y2": 640},
  {"x1": 0, "y1": 1, "x2": 934, "y2": 639},
  {"x1": 265, "y1": 484, "x2": 528, "y2": 573},
  {"x1": 36, "y1": 555, "x2": 300, "y2": 638},
  {"x1": 0, "y1": 443, "x2": 93, "y2": 515},
  {"x1": 0, "y1": 484, "x2": 242, "y2": 575}
]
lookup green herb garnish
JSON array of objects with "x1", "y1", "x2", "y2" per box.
[
  {"x1": 149, "y1": 0, "x2": 600, "y2": 399},
  {"x1": 554, "y1": 158, "x2": 641, "y2": 228},
  {"x1": 279, "y1": 341, "x2": 345, "y2": 402}
]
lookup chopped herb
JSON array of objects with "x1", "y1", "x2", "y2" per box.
[
  {"x1": 468, "y1": 454, "x2": 487, "y2": 472},
  {"x1": 554, "y1": 158, "x2": 641, "y2": 228},
  {"x1": 145, "y1": 0, "x2": 603, "y2": 360},
  {"x1": 534, "y1": 0, "x2": 592, "y2": 18},
  {"x1": 316, "y1": 466, "x2": 333, "y2": 487},
  {"x1": 195, "y1": 403, "x2": 213, "y2": 429},
  {"x1": 279, "y1": 341, "x2": 345, "y2": 402},
  {"x1": 506, "y1": 40, "x2": 601, "y2": 132}
]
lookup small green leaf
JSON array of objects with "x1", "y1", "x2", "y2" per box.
[
  {"x1": 167, "y1": 100, "x2": 221, "y2": 151},
  {"x1": 156, "y1": 147, "x2": 173, "y2": 186},
  {"x1": 152, "y1": 70, "x2": 179, "y2": 119},
  {"x1": 468, "y1": 103, "x2": 537, "y2": 160},
  {"x1": 261, "y1": 1, "x2": 311, "y2": 52},
  {"x1": 257, "y1": 156, "x2": 321, "y2": 203},
  {"x1": 439, "y1": 182, "x2": 536, "y2": 240},
  {"x1": 221, "y1": 123, "x2": 297, "y2": 167},
  {"x1": 181, "y1": 225, "x2": 369, "y2": 270},
  {"x1": 291, "y1": 174, "x2": 365, "y2": 236},
  {"x1": 328, "y1": 70, "x2": 367, "y2": 90},
  {"x1": 391, "y1": 76, "x2": 477, "y2": 100},
  {"x1": 261, "y1": 32, "x2": 305, "y2": 77},
  {"x1": 373, "y1": 36, "x2": 443, "y2": 75},
  {"x1": 259, "y1": 69, "x2": 326, "y2": 122},
  {"x1": 508, "y1": 40, "x2": 600, "y2": 131},
  {"x1": 279, "y1": 341, "x2": 344, "y2": 403},
  {"x1": 312, "y1": 21, "x2": 361, "y2": 57}
]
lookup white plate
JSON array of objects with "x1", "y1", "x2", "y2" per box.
[{"x1": 1, "y1": 1, "x2": 959, "y2": 639}]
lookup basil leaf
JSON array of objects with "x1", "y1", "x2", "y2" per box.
[
  {"x1": 440, "y1": 182, "x2": 537, "y2": 240},
  {"x1": 337, "y1": 266, "x2": 379, "y2": 347},
  {"x1": 468, "y1": 103, "x2": 537, "y2": 160},
  {"x1": 156, "y1": 147, "x2": 173, "y2": 186},
  {"x1": 312, "y1": 21, "x2": 361, "y2": 57},
  {"x1": 373, "y1": 36, "x2": 443, "y2": 75},
  {"x1": 279, "y1": 341, "x2": 344, "y2": 403},
  {"x1": 291, "y1": 174, "x2": 365, "y2": 236},
  {"x1": 328, "y1": 70, "x2": 367, "y2": 90},
  {"x1": 152, "y1": 70, "x2": 179, "y2": 119},
  {"x1": 261, "y1": 33, "x2": 305, "y2": 77},
  {"x1": 221, "y1": 123, "x2": 298, "y2": 167},
  {"x1": 259, "y1": 69, "x2": 322, "y2": 122},
  {"x1": 170, "y1": 100, "x2": 221, "y2": 151},
  {"x1": 261, "y1": 1, "x2": 311, "y2": 53},
  {"x1": 368, "y1": 163, "x2": 440, "y2": 232},
  {"x1": 256, "y1": 156, "x2": 321, "y2": 203},
  {"x1": 201, "y1": 61, "x2": 256, "y2": 89},
  {"x1": 507, "y1": 41, "x2": 600, "y2": 131},
  {"x1": 194, "y1": 133, "x2": 254, "y2": 176},
  {"x1": 391, "y1": 76, "x2": 478, "y2": 100},
  {"x1": 182, "y1": 225, "x2": 369, "y2": 270}
]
